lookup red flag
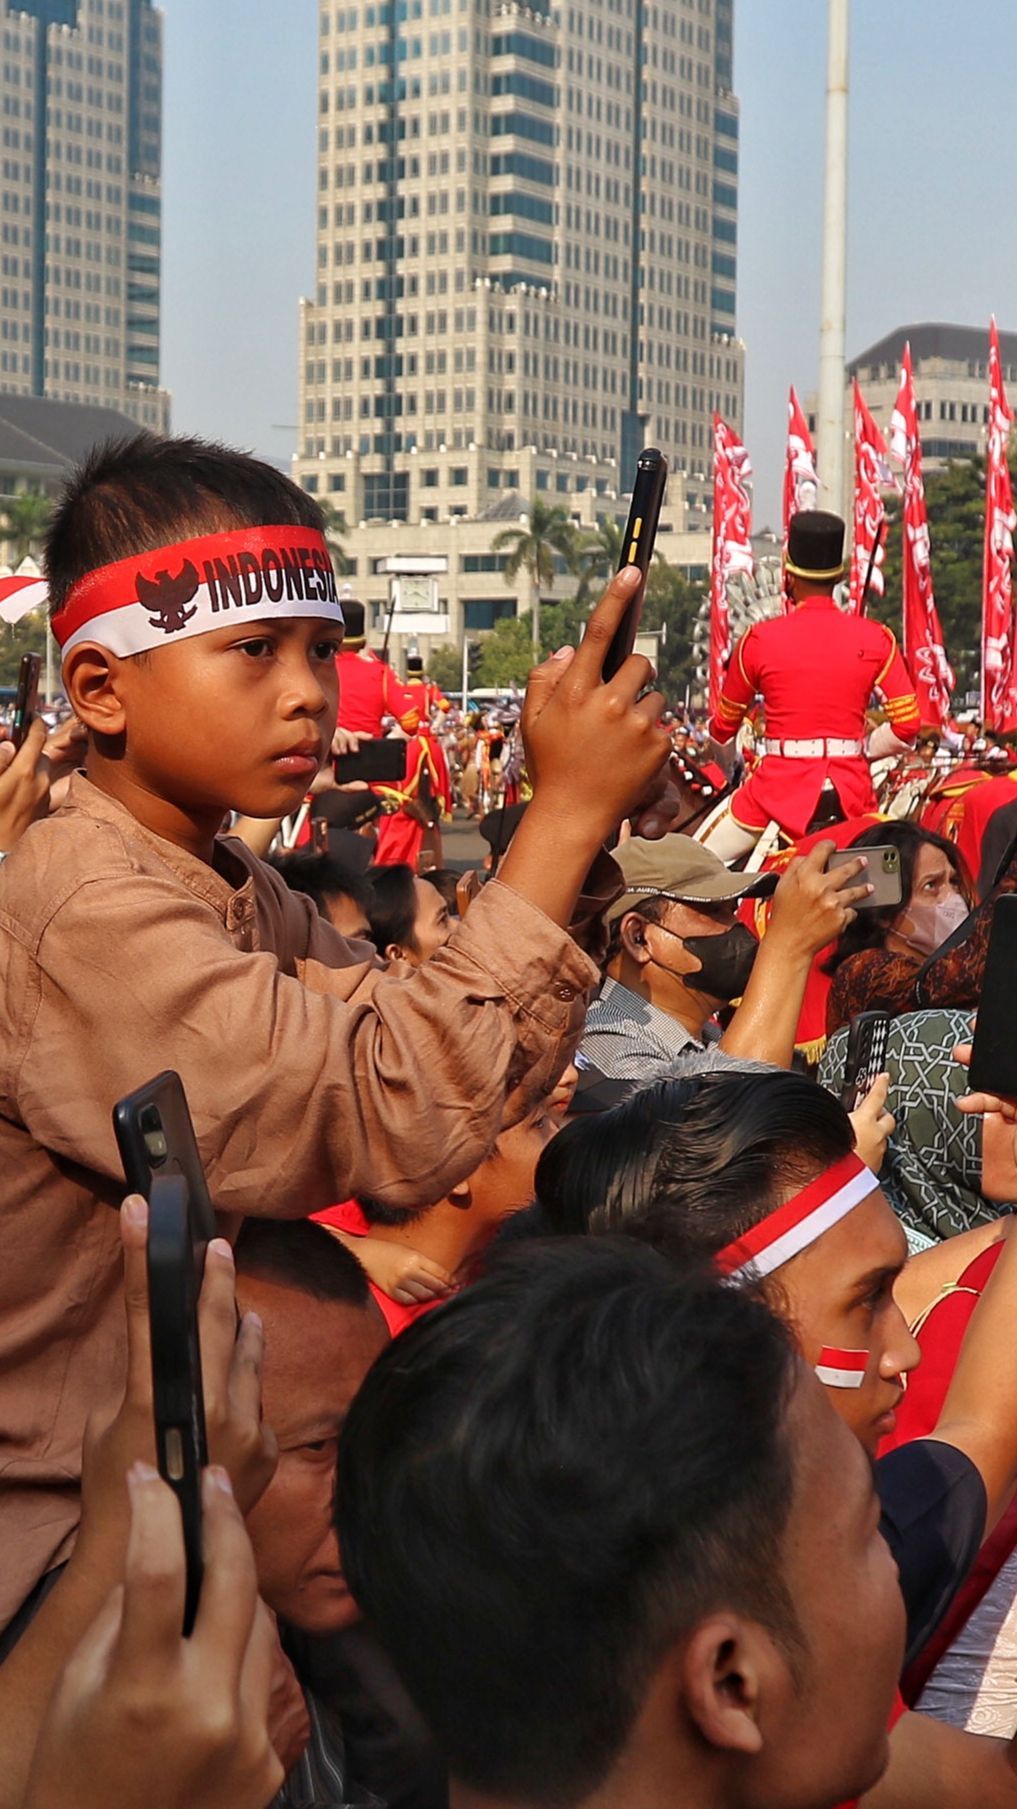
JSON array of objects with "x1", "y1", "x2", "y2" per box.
[
  {"x1": 849, "y1": 380, "x2": 895, "y2": 615},
  {"x1": 710, "y1": 414, "x2": 753, "y2": 717},
  {"x1": 981, "y1": 317, "x2": 1017, "y2": 731},
  {"x1": 888, "y1": 344, "x2": 953, "y2": 728},
  {"x1": 782, "y1": 386, "x2": 818, "y2": 544}
]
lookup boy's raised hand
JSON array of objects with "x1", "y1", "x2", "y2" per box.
[{"x1": 521, "y1": 566, "x2": 670, "y2": 843}]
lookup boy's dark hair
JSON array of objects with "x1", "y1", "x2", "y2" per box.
[
  {"x1": 535, "y1": 1069, "x2": 854, "y2": 1259},
  {"x1": 269, "y1": 850, "x2": 373, "y2": 922},
  {"x1": 46, "y1": 434, "x2": 325, "y2": 616},
  {"x1": 234, "y1": 1217, "x2": 370, "y2": 1309},
  {"x1": 365, "y1": 862, "x2": 419, "y2": 955},
  {"x1": 337, "y1": 1238, "x2": 801, "y2": 1806}
]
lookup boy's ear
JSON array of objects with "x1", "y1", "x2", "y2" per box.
[{"x1": 63, "y1": 643, "x2": 130, "y2": 735}]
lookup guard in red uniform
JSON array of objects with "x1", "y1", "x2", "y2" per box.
[
  {"x1": 405, "y1": 653, "x2": 453, "y2": 818},
  {"x1": 701, "y1": 512, "x2": 920, "y2": 858},
  {"x1": 335, "y1": 597, "x2": 419, "y2": 737}
]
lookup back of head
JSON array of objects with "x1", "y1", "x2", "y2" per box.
[
  {"x1": 269, "y1": 850, "x2": 373, "y2": 922},
  {"x1": 337, "y1": 1238, "x2": 798, "y2": 1807},
  {"x1": 536, "y1": 1069, "x2": 853, "y2": 1264},
  {"x1": 365, "y1": 862, "x2": 418, "y2": 954},
  {"x1": 46, "y1": 433, "x2": 325, "y2": 617},
  {"x1": 235, "y1": 1217, "x2": 369, "y2": 1310}
]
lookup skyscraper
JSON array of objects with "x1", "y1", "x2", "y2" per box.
[
  {"x1": 0, "y1": 0, "x2": 168, "y2": 432},
  {"x1": 295, "y1": 0, "x2": 742, "y2": 644}
]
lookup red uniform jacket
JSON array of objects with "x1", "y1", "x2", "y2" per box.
[
  {"x1": 337, "y1": 649, "x2": 419, "y2": 736},
  {"x1": 711, "y1": 596, "x2": 920, "y2": 839},
  {"x1": 406, "y1": 677, "x2": 453, "y2": 815}
]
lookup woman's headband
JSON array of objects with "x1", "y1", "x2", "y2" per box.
[
  {"x1": 53, "y1": 525, "x2": 344, "y2": 660},
  {"x1": 714, "y1": 1151, "x2": 876, "y2": 1285}
]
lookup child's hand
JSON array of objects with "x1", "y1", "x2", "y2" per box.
[
  {"x1": 521, "y1": 567, "x2": 670, "y2": 845},
  {"x1": 347, "y1": 1234, "x2": 455, "y2": 1306},
  {"x1": 849, "y1": 1073, "x2": 895, "y2": 1173},
  {"x1": 0, "y1": 717, "x2": 50, "y2": 851}
]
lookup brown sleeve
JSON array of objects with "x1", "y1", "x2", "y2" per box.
[{"x1": 21, "y1": 874, "x2": 596, "y2": 1213}]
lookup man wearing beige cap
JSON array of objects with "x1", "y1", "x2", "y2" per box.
[{"x1": 579, "y1": 832, "x2": 870, "y2": 1086}]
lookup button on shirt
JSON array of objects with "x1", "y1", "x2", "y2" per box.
[
  {"x1": 579, "y1": 975, "x2": 730, "y2": 1084},
  {"x1": 0, "y1": 773, "x2": 597, "y2": 1628}
]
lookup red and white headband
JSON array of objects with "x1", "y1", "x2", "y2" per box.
[
  {"x1": 53, "y1": 526, "x2": 344, "y2": 660},
  {"x1": 714, "y1": 1152, "x2": 877, "y2": 1285}
]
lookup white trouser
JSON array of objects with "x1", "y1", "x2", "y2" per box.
[{"x1": 694, "y1": 795, "x2": 762, "y2": 860}]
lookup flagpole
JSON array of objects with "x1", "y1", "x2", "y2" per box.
[{"x1": 816, "y1": 0, "x2": 849, "y2": 514}]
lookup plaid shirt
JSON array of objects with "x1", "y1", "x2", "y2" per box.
[{"x1": 579, "y1": 977, "x2": 727, "y2": 1084}]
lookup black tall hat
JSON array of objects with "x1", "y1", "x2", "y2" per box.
[
  {"x1": 785, "y1": 509, "x2": 848, "y2": 582},
  {"x1": 406, "y1": 655, "x2": 424, "y2": 676}
]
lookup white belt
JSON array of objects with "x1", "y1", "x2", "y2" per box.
[{"x1": 763, "y1": 737, "x2": 864, "y2": 759}]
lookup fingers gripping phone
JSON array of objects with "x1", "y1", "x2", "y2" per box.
[
  {"x1": 602, "y1": 448, "x2": 669, "y2": 681},
  {"x1": 113, "y1": 1070, "x2": 216, "y2": 1243},
  {"x1": 11, "y1": 652, "x2": 41, "y2": 750},
  {"x1": 826, "y1": 844, "x2": 903, "y2": 910},
  {"x1": 841, "y1": 1010, "x2": 891, "y2": 1113},
  {"x1": 969, "y1": 896, "x2": 1017, "y2": 1097},
  {"x1": 147, "y1": 1171, "x2": 208, "y2": 1636}
]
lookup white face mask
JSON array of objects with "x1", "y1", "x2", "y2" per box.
[{"x1": 895, "y1": 891, "x2": 969, "y2": 957}]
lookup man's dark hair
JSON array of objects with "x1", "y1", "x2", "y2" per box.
[
  {"x1": 337, "y1": 1239, "x2": 801, "y2": 1806},
  {"x1": 235, "y1": 1218, "x2": 370, "y2": 1309},
  {"x1": 269, "y1": 850, "x2": 373, "y2": 922},
  {"x1": 365, "y1": 862, "x2": 418, "y2": 955},
  {"x1": 535, "y1": 1069, "x2": 854, "y2": 1261},
  {"x1": 46, "y1": 433, "x2": 325, "y2": 616}
]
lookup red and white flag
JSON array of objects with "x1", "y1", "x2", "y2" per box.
[
  {"x1": 782, "y1": 386, "x2": 818, "y2": 546},
  {"x1": 849, "y1": 381, "x2": 895, "y2": 615},
  {"x1": 981, "y1": 317, "x2": 1017, "y2": 731},
  {"x1": 888, "y1": 344, "x2": 953, "y2": 728},
  {"x1": 709, "y1": 414, "x2": 753, "y2": 718}
]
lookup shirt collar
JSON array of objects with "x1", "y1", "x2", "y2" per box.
[{"x1": 63, "y1": 771, "x2": 252, "y2": 908}]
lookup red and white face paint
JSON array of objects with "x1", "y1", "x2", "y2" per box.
[
  {"x1": 53, "y1": 525, "x2": 344, "y2": 661},
  {"x1": 814, "y1": 1347, "x2": 869, "y2": 1390},
  {"x1": 714, "y1": 1151, "x2": 878, "y2": 1390}
]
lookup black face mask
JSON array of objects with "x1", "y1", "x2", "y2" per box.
[{"x1": 680, "y1": 922, "x2": 758, "y2": 1001}]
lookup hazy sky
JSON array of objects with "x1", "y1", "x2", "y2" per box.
[{"x1": 161, "y1": 0, "x2": 1017, "y2": 524}]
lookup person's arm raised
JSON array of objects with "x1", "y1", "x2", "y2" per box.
[
  {"x1": 718, "y1": 841, "x2": 871, "y2": 1066},
  {"x1": 497, "y1": 567, "x2": 670, "y2": 930}
]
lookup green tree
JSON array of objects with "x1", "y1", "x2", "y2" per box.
[
  {"x1": 474, "y1": 614, "x2": 534, "y2": 687},
  {"x1": 1, "y1": 489, "x2": 52, "y2": 566},
  {"x1": 426, "y1": 643, "x2": 464, "y2": 694},
  {"x1": 876, "y1": 453, "x2": 1010, "y2": 700},
  {"x1": 573, "y1": 514, "x2": 624, "y2": 604},
  {"x1": 492, "y1": 499, "x2": 580, "y2": 653}
]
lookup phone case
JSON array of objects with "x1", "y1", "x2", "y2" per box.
[
  {"x1": 840, "y1": 1011, "x2": 891, "y2": 1112},
  {"x1": 113, "y1": 1071, "x2": 216, "y2": 1243},
  {"x1": 969, "y1": 896, "x2": 1017, "y2": 1096},
  {"x1": 828, "y1": 845, "x2": 903, "y2": 910},
  {"x1": 602, "y1": 448, "x2": 668, "y2": 681},
  {"x1": 147, "y1": 1173, "x2": 207, "y2": 1635}
]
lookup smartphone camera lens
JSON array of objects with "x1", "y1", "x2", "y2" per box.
[{"x1": 140, "y1": 1105, "x2": 168, "y2": 1164}]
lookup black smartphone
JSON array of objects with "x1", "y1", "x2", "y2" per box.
[
  {"x1": 312, "y1": 813, "x2": 330, "y2": 855},
  {"x1": 602, "y1": 448, "x2": 669, "y2": 682},
  {"x1": 113, "y1": 1071, "x2": 216, "y2": 1243},
  {"x1": 969, "y1": 896, "x2": 1017, "y2": 1096},
  {"x1": 11, "y1": 651, "x2": 41, "y2": 750},
  {"x1": 840, "y1": 1010, "x2": 892, "y2": 1113},
  {"x1": 147, "y1": 1171, "x2": 208, "y2": 1635},
  {"x1": 826, "y1": 844, "x2": 903, "y2": 910},
  {"x1": 335, "y1": 739, "x2": 407, "y2": 785}
]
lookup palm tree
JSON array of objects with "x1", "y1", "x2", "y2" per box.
[
  {"x1": 492, "y1": 499, "x2": 579, "y2": 654},
  {"x1": 574, "y1": 514, "x2": 625, "y2": 606},
  {"x1": 319, "y1": 499, "x2": 351, "y2": 577},
  {"x1": 2, "y1": 489, "x2": 52, "y2": 567}
]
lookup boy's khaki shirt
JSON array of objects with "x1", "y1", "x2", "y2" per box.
[{"x1": 0, "y1": 775, "x2": 594, "y2": 1627}]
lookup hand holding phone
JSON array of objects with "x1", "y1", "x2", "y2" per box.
[
  {"x1": 841, "y1": 1010, "x2": 892, "y2": 1112},
  {"x1": 147, "y1": 1172, "x2": 208, "y2": 1635},
  {"x1": 602, "y1": 449, "x2": 668, "y2": 681},
  {"x1": 826, "y1": 843, "x2": 903, "y2": 910},
  {"x1": 11, "y1": 652, "x2": 41, "y2": 751}
]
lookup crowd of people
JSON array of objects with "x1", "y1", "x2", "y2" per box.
[{"x1": 6, "y1": 442, "x2": 1017, "y2": 1809}]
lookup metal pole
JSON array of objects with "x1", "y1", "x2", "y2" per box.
[
  {"x1": 461, "y1": 631, "x2": 469, "y2": 712},
  {"x1": 531, "y1": 570, "x2": 540, "y2": 658},
  {"x1": 816, "y1": 0, "x2": 849, "y2": 514}
]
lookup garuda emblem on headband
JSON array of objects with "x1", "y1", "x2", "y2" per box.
[{"x1": 136, "y1": 561, "x2": 200, "y2": 635}]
